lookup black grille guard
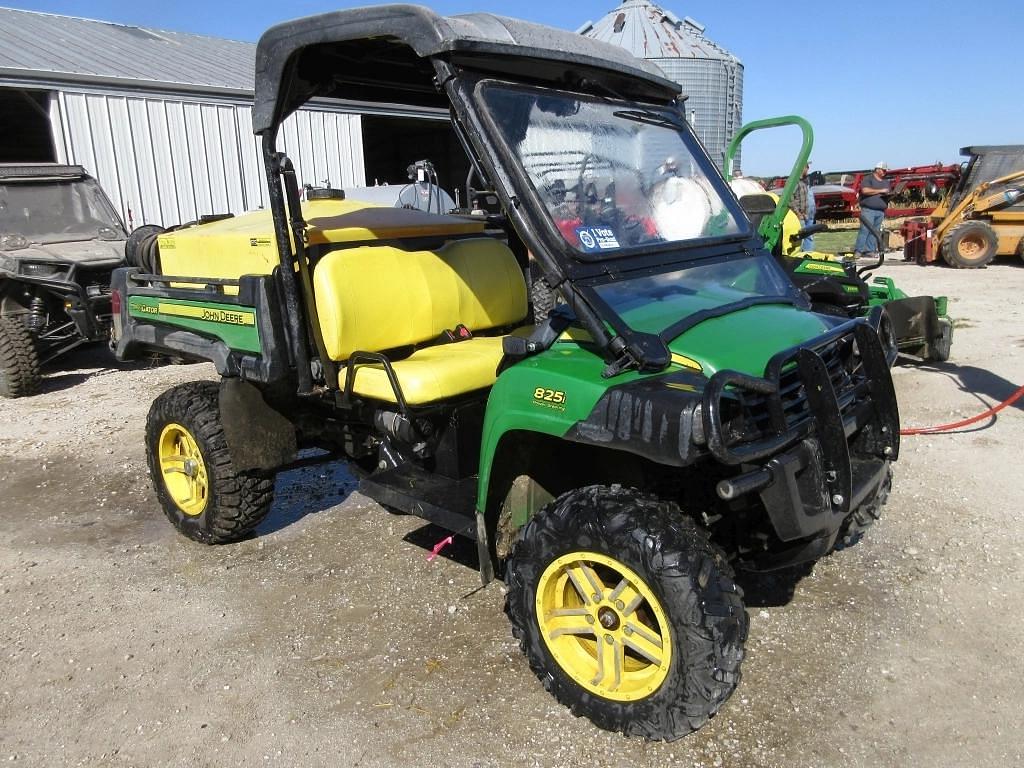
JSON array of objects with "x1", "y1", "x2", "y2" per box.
[{"x1": 702, "y1": 318, "x2": 900, "y2": 473}]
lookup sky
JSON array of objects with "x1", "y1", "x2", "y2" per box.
[{"x1": 6, "y1": 0, "x2": 1023, "y2": 176}]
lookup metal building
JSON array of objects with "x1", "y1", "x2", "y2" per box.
[
  {"x1": 0, "y1": 8, "x2": 453, "y2": 229},
  {"x1": 579, "y1": 0, "x2": 744, "y2": 169}
]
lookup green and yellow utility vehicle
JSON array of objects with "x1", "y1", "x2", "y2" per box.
[
  {"x1": 725, "y1": 116, "x2": 953, "y2": 362},
  {"x1": 111, "y1": 6, "x2": 900, "y2": 741}
]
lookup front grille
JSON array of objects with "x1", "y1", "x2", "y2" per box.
[{"x1": 736, "y1": 336, "x2": 864, "y2": 444}]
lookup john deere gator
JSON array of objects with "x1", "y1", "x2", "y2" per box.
[{"x1": 111, "y1": 5, "x2": 900, "y2": 740}]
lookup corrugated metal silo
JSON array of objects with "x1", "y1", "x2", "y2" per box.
[{"x1": 580, "y1": 0, "x2": 744, "y2": 170}]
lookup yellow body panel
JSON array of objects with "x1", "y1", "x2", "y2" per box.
[
  {"x1": 341, "y1": 337, "x2": 507, "y2": 404},
  {"x1": 313, "y1": 238, "x2": 527, "y2": 361},
  {"x1": 157, "y1": 198, "x2": 486, "y2": 284}
]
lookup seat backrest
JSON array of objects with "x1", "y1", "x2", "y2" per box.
[{"x1": 313, "y1": 238, "x2": 527, "y2": 361}]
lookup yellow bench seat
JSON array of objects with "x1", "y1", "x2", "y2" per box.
[
  {"x1": 340, "y1": 337, "x2": 506, "y2": 405},
  {"x1": 313, "y1": 236, "x2": 528, "y2": 405}
]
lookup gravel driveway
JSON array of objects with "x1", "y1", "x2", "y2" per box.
[{"x1": 1, "y1": 259, "x2": 1022, "y2": 767}]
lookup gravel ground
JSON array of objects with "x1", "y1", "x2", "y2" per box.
[{"x1": 1, "y1": 257, "x2": 1022, "y2": 767}]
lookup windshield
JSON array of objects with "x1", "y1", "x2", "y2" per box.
[
  {"x1": 593, "y1": 254, "x2": 802, "y2": 338},
  {"x1": 0, "y1": 178, "x2": 126, "y2": 243},
  {"x1": 479, "y1": 83, "x2": 747, "y2": 258}
]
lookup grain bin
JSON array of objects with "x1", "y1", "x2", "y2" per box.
[{"x1": 579, "y1": 0, "x2": 743, "y2": 170}]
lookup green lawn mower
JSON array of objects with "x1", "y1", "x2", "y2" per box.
[{"x1": 725, "y1": 116, "x2": 953, "y2": 363}]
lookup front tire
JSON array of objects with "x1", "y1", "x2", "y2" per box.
[
  {"x1": 834, "y1": 467, "x2": 892, "y2": 551},
  {"x1": 505, "y1": 485, "x2": 748, "y2": 741},
  {"x1": 146, "y1": 381, "x2": 274, "y2": 543},
  {"x1": 0, "y1": 316, "x2": 41, "y2": 398},
  {"x1": 942, "y1": 221, "x2": 997, "y2": 268}
]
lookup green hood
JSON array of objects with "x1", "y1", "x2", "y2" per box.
[
  {"x1": 665, "y1": 304, "x2": 833, "y2": 376},
  {"x1": 617, "y1": 296, "x2": 834, "y2": 377}
]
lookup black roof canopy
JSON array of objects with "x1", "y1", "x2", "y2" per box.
[{"x1": 252, "y1": 3, "x2": 682, "y2": 134}]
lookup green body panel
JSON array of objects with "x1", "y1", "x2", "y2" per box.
[
  {"x1": 793, "y1": 260, "x2": 847, "y2": 277},
  {"x1": 868, "y1": 276, "x2": 947, "y2": 318},
  {"x1": 127, "y1": 296, "x2": 261, "y2": 353},
  {"x1": 664, "y1": 304, "x2": 831, "y2": 375},
  {"x1": 614, "y1": 285, "x2": 833, "y2": 375},
  {"x1": 476, "y1": 341, "x2": 644, "y2": 511},
  {"x1": 475, "y1": 300, "x2": 832, "y2": 513}
]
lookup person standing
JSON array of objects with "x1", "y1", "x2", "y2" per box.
[
  {"x1": 789, "y1": 163, "x2": 816, "y2": 250},
  {"x1": 855, "y1": 162, "x2": 890, "y2": 256}
]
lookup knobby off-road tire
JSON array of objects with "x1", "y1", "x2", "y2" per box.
[
  {"x1": 942, "y1": 221, "x2": 997, "y2": 269},
  {"x1": 146, "y1": 381, "x2": 274, "y2": 543},
  {"x1": 0, "y1": 316, "x2": 41, "y2": 398},
  {"x1": 925, "y1": 317, "x2": 954, "y2": 363},
  {"x1": 505, "y1": 485, "x2": 748, "y2": 741},
  {"x1": 530, "y1": 274, "x2": 558, "y2": 324},
  {"x1": 834, "y1": 467, "x2": 893, "y2": 551}
]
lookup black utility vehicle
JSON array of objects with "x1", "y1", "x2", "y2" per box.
[{"x1": 0, "y1": 164, "x2": 126, "y2": 396}]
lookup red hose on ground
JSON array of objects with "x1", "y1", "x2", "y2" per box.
[{"x1": 900, "y1": 384, "x2": 1024, "y2": 436}]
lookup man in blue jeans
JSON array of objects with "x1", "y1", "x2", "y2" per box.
[
  {"x1": 855, "y1": 162, "x2": 890, "y2": 256},
  {"x1": 790, "y1": 163, "x2": 817, "y2": 250}
]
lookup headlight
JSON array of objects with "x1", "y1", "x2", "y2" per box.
[
  {"x1": 0, "y1": 233, "x2": 27, "y2": 251},
  {"x1": 20, "y1": 262, "x2": 60, "y2": 277}
]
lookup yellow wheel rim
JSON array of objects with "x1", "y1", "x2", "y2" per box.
[
  {"x1": 536, "y1": 551, "x2": 672, "y2": 702},
  {"x1": 958, "y1": 236, "x2": 982, "y2": 258},
  {"x1": 157, "y1": 423, "x2": 209, "y2": 516}
]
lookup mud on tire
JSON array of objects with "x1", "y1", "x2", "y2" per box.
[
  {"x1": 834, "y1": 467, "x2": 892, "y2": 551},
  {"x1": 505, "y1": 484, "x2": 748, "y2": 741},
  {"x1": 0, "y1": 316, "x2": 41, "y2": 398},
  {"x1": 145, "y1": 380, "x2": 274, "y2": 543}
]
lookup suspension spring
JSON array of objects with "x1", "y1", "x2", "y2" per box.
[{"x1": 27, "y1": 296, "x2": 47, "y2": 333}]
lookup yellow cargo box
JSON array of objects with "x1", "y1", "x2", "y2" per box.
[{"x1": 157, "y1": 197, "x2": 487, "y2": 283}]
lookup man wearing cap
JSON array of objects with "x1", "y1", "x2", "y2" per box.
[
  {"x1": 790, "y1": 163, "x2": 816, "y2": 250},
  {"x1": 854, "y1": 162, "x2": 890, "y2": 256}
]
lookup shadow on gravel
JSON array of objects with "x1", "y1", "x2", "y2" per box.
[
  {"x1": 735, "y1": 562, "x2": 816, "y2": 608},
  {"x1": 403, "y1": 523, "x2": 480, "y2": 572},
  {"x1": 902, "y1": 362, "x2": 1024, "y2": 433},
  {"x1": 39, "y1": 344, "x2": 171, "y2": 394},
  {"x1": 256, "y1": 454, "x2": 358, "y2": 536}
]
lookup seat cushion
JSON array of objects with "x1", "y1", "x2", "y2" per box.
[
  {"x1": 340, "y1": 337, "x2": 506, "y2": 405},
  {"x1": 314, "y1": 238, "x2": 527, "y2": 361}
]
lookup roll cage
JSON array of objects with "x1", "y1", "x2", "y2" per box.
[{"x1": 252, "y1": 4, "x2": 773, "y2": 390}]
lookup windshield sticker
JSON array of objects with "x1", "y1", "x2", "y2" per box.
[{"x1": 575, "y1": 226, "x2": 620, "y2": 253}]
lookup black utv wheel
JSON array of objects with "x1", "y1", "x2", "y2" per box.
[
  {"x1": 505, "y1": 485, "x2": 748, "y2": 741},
  {"x1": 942, "y1": 221, "x2": 997, "y2": 268},
  {"x1": 0, "y1": 317, "x2": 41, "y2": 398},
  {"x1": 834, "y1": 467, "x2": 892, "y2": 551},
  {"x1": 145, "y1": 381, "x2": 275, "y2": 543},
  {"x1": 926, "y1": 317, "x2": 953, "y2": 363},
  {"x1": 530, "y1": 273, "x2": 558, "y2": 324}
]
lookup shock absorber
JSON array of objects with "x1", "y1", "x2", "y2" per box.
[{"x1": 27, "y1": 296, "x2": 47, "y2": 333}]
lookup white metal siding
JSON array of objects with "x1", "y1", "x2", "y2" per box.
[{"x1": 50, "y1": 89, "x2": 365, "y2": 228}]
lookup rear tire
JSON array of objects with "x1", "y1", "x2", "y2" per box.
[
  {"x1": 941, "y1": 221, "x2": 997, "y2": 268},
  {"x1": 926, "y1": 317, "x2": 953, "y2": 362},
  {"x1": 505, "y1": 485, "x2": 748, "y2": 740},
  {"x1": 146, "y1": 381, "x2": 274, "y2": 543},
  {"x1": 0, "y1": 317, "x2": 41, "y2": 398}
]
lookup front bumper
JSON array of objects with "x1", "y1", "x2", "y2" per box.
[{"x1": 703, "y1": 318, "x2": 900, "y2": 569}]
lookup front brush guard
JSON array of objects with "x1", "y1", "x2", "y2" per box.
[
  {"x1": 704, "y1": 319, "x2": 897, "y2": 475},
  {"x1": 703, "y1": 319, "x2": 899, "y2": 535}
]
